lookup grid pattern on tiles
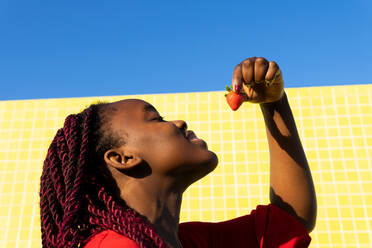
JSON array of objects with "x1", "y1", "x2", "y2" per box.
[{"x1": 0, "y1": 84, "x2": 371, "y2": 248}]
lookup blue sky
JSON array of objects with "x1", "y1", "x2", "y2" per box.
[{"x1": 0, "y1": 0, "x2": 371, "y2": 100}]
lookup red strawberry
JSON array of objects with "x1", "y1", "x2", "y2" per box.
[{"x1": 225, "y1": 85, "x2": 244, "y2": 111}]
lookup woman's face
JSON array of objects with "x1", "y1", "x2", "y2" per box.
[{"x1": 107, "y1": 99, "x2": 218, "y2": 185}]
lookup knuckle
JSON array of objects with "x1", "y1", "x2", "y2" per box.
[
  {"x1": 242, "y1": 59, "x2": 253, "y2": 67},
  {"x1": 234, "y1": 63, "x2": 242, "y2": 71},
  {"x1": 255, "y1": 57, "x2": 268, "y2": 65},
  {"x1": 269, "y1": 61, "x2": 279, "y2": 69}
]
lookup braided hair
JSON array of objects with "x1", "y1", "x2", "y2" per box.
[{"x1": 40, "y1": 103, "x2": 168, "y2": 248}]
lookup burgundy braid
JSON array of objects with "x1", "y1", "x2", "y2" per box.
[{"x1": 40, "y1": 104, "x2": 168, "y2": 248}]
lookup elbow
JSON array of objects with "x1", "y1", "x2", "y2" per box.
[
  {"x1": 270, "y1": 187, "x2": 317, "y2": 233},
  {"x1": 302, "y1": 201, "x2": 317, "y2": 233},
  {"x1": 279, "y1": 202, "x2": 317, "y2": 233},
  {"x1": 291, "y1": 198, "x2": 317, "y2": 233},
  {"x1": 302, "y1": 210, "x2": 317, "y2": 233}
]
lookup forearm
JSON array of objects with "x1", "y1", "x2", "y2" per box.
[{"x1": 260, "y1": 92, "x2": 317, "y2": 232}]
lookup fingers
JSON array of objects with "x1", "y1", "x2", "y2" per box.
[
  {"x1": 241, "y1": 58, "x2": 254, "y2": 84},
  {"x1": 254, "y1": 57, "x2": 269, "y2": 82},
  {"x1": 232, "y1": 57, "x2": 279, "y2": 94},
  {"x1": 265, "y1": 61, "x2": 280, "y2": 81},
  {"x1": 241, "y1": 57, "x2": 269, "y2": 83}
]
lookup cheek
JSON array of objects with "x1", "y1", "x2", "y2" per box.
[
  {"x1": 146, "y1": 134, "x2": 190, "y2": 170},
  {"x1": 142, "y1": 133, "x2": 218, "y2": 176},
  {"x1": 133, "y1": 127, "x2": 180, "y2": 164}
]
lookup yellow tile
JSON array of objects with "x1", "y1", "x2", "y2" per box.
[
  {"x1": 317, "y1": 233, "x2": 330, "y2": 243},
  {"x1": 349, "y1": 184, "x2": 361, "y2": 194},
  {"x1": 360, "y1": 105, "x2": 371, "y2": 114},
  {"x1": 226, "y1": 210, "x2": 238, "y2": 219},
  {"x1": 351, "y1": 195, "x2": 364, "y2": 205},
  {"x1": 348, "y1": 95, "x2": 358, "y2": 104},
  {"x1": 318, "y1": 139, "x2": 328, "y2": 148},
  {"x1": 237, "y1": 198, "x2": 249, "y2": 208},
  {"x1": 352, "y1": 127, "x2": 363, "y2": 136},
  {"x1": 339, "y1": 127, "x2": 350, "y2": 136},
  {"x1": 314, "y1": 118, "x2": 324, "y2": 127},
  {"x1": 311, "y1": 97, "x2": 322, "y2": 106},
  {"x1": 354, "y1": 137, "x2": 366, "y2": 147},
  {"x1": 355, "y1": 220, "x2": 368, "y2": 230},
  {"x1": 327, "y1": 208, "x2": 339, "y2": 218},
  {"x1": 350, "y1": 117, "x2": 361, "y2": 125},
  {"x1": 366, "y1": 137, "x2": 372, "y2": 146},
  {"x1": 343, "y1": 148, "x2": 355, "y2": 158},
  {"x1": 365, "y1": 194, "x2": 372, "y2": 205},
  {"x1": 356, "y1": 149, "x2": 367, "y2": 158},
  {"x1": 189, "y1": 199, "x2": 200, "y2": 209},
  {"x1": 225, "y1": 186, "x2": 235, "y2": 197},
  {"x1": 249, "y1": 197, "x2": 262, "y2": 207},
  {"x1": 342, "y1": 220, "x2": 355, "y2": 231},
  {"x1": 201, "y1": 211, "x2": 212, "y2": 220},
  {"x1": 322, "y1": 172, "x2": 334, "y2": 182},
  {"x1": 331, "y1": 149, "x2": 342, "y2": 158},
  {"x1": 357, "y1": 232, "x2": 371, "y2": 244},
  {"x1": 329, "y1": 138, "x2": 339, "y2": 148},
  {"x1": 340, "y1": 207, "x2": 353, "y2": 218},
  {"x1": 214, "y1": 210, "x2": 225, "y2": 220},
  {"x1": 339, "y1": 117, "x2": 349, "y2": 125},
  {"x1": 334, "y1": 172, "x2": 346, "y2": 181},
  {"x1": 201, "y1": 198, "x2": 212, "y2": 209},
  {"x1": 353, "y1": 207, "x2": 366, "y2": 218},
  {"x1": 318, "y1": 150, "x2": 330, "y2": 159},
  {"x1": 330, "y1": 233, "x2": 343, "y2": 243},
  {"x1": 336, "y1": 106, "x2": 347, "y2": 115},
  {"x1": 347, "y1": 172, "x2": 359, "y2": 181},
  {"x1": 344, "y1": 233, "x2": 356, "y2": 244},
  {"x1": 325, "y1": 107, "x2": 336, "y2": 115},
  {"x1": 214, "y1": 198, "x2": 225, "y2": 209},
  {"x1": 189, "y1": 210, "x2": 201, "y2": 221}
]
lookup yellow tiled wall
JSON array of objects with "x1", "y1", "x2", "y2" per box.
[{"x1": 0, "y1": 85, "x2": 371, "y2": 247}]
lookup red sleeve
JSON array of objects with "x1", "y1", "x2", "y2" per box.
[
  {"x1": 178, "y1": 204, "x2": 311, "y2": 248},
  {"x1": 84, "y1": 230, "x2": 139, "y2": 248}
]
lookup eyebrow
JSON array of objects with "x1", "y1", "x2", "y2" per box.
[{"x1": 143, "y1": 104, "x2": 158, "y2": 114}]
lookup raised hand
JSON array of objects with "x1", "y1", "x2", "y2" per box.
[{"x1": 232, "y1": 57, "x2": 284, "y2": 104}]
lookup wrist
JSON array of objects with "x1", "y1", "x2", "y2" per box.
[{"x1": 259, "y1": 91, "x2": 288, "y2": 109}]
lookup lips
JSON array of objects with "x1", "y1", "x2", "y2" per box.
[
  {"x1": 185, "y1": 130, "x2": 208, "y2": 149},
  {"x1": 186, "y1": 130, "x2": 198, "y2": 141}
]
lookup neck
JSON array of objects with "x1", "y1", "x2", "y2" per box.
[{"x1": 120, "y1": 176, "x2": 184, "y2": 248}]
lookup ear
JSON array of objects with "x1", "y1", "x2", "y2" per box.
[{"x1": 104, "y1": 146, "x2": 143, "y2": 171}]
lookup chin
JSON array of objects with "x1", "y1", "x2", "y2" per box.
[
  {"x1": 208, "y1": 151, "x2": 219, "y2": 170},
  {"x1": 198, "y1": 151, "x2": 219, "y2": 179},
  {"x1": 174, "y1": 149, "x2": 219, "y2": 189}
]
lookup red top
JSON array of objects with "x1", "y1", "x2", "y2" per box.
[{"x1": 84, "y1": 204, "x2": 311, "y2": 248}]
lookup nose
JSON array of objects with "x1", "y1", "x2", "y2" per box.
[{"x1": 172, "y1": 120, "x2": 188, "y2": 132}]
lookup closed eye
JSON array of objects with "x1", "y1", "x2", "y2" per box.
[{"x1": 153, "y1": 116, "x2": 165, "y2": 122}]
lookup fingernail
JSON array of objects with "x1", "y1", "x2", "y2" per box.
[{"x1": 234, "y1": 83, "x2": 241, "y2": 93}]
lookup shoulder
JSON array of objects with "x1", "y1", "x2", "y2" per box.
[{"x1": 84, "y1": 230, "x2": 139, "y2": 248}]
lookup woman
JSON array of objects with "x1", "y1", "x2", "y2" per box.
[{"x1": 40, "y1": 57, "x2": 317, "y2": 248}]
